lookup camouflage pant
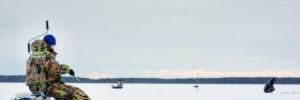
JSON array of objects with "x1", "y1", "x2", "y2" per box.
[{"x1": 29, "y1": 83, "x2": 91, "y2": 100}]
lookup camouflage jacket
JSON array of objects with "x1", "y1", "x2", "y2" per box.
[{"x1": 26, "y1": 40, "x2": 70, "y2": 91}]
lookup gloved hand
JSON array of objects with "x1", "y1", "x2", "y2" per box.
[{"x1": 69, "y1": 69, "x2": 75, "y2": 76}]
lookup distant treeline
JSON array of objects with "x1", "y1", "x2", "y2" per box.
[{"x1": 1, "y1": 75, "x2": 300, "y2": 84}]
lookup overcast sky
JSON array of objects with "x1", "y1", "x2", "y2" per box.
[{"x1": 1, "y1": 0, "x2": 300, "y2": 78}]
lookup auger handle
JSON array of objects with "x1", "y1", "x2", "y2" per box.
[
  {"x1": 46, "y1": 20, "x2": 49, "y2": 30},
  {"x1": 27, "y1": 43, "x2": 30, "y2": 53}
]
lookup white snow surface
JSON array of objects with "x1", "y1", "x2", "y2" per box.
[{"x1": 1, "y1": 83, "x2": 299, "y2": 100}]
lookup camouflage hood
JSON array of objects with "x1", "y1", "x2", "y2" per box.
[{"x1": 31, "y1": 40, "x2": 49, "y2": 52}]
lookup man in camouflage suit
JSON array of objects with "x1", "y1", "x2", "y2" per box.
[{"x1": 26, "y1": 34, "x2": 91, "y2": 100}]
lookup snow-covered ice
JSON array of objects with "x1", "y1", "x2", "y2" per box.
[{"x1": 1, "y1": 83, "x2": 299, "y2": 100}]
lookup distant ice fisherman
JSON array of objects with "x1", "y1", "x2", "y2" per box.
[
  {"x1": 112, "y1": 80, "x2": 123, "y2": 89},
  {"x1": 264, "y1": 78, "x2": 276, "y2": 93}
]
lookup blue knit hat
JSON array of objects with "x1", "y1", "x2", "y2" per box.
[{"x1": 43, "y1": 34, "x2": 56, "y2": 46}]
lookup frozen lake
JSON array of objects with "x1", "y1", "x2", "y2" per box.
[{"x1": 1, "y1": 83, "x2": 299, "y2": 100}]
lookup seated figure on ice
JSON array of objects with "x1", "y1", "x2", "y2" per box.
[{"x1": 26, "y1": 34, "x2": 90, "y2": 100}]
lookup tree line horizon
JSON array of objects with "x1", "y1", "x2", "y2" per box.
[{"x1": 1, "y1": 75, "x2": 300, "y2": 84}]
